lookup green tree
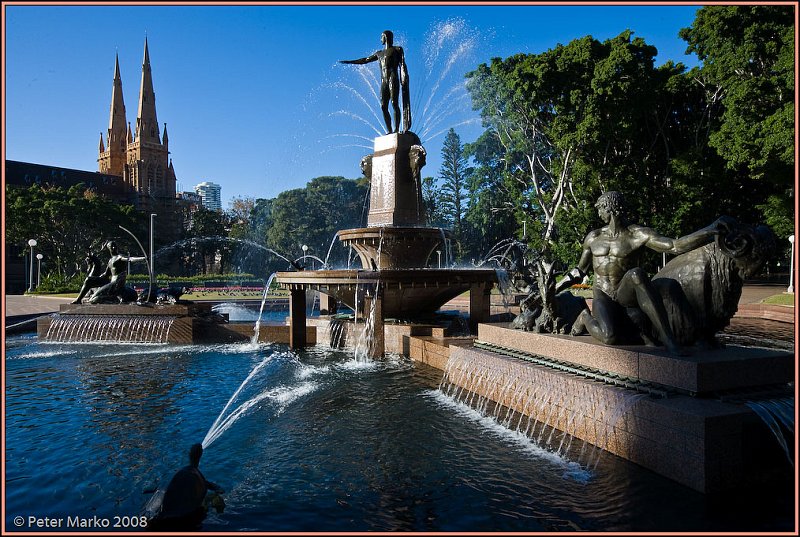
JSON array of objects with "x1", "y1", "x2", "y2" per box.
[
  {"x1": 186, "y1": 207, "x2": 231, "y2": 274},
  {"x1": 421, "y1": 176, "x2": 447, "y2": 228},
  {"x1": 438, "y1": 128, "x2": 470, "y2": 260},
  {"x1": 248, "y1": 198, "x2": 274, "y2": 244},
  {"x1": 264, "y1": 176, "x2": 368, "y2": 270},
  {"x1": 462, "y1": 131, "x2": 519, "y2": 263},
  {"x1": 6, "y1": 183, "x2": 144, "y2": 282},
  {"x1": 680, "y1": 5, "x2": 794, "y2": 237},
  {"x1": 465, "y1": 31, "x2": 729, "y2": 271},
  {"x1": 304, "y1": 175, "x2": 369, "y2": 267},
  {"x1": 225, "y1": 197, "x2": 278, "y2": 279}
]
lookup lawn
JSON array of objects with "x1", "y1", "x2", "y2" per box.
[{"x1": 761, "y1": 293, "x2": 795, "y2": 306}]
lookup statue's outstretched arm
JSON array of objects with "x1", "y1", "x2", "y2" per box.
[
  {"x1": 340, "y1": 53, "x2": 378, "y2": 65},
  {"x1": 642, "y1": 216, "x2": 734, "y2": 255}
]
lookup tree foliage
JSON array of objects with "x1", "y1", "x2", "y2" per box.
[
  {"x1": 463, "y1": 12, "x2": 793, "y2": 271},
  {"x1": 465, "y1": 31, "x2": 710, "y2": 268},
  {"x1": 438, "y1": 128, "x2": 471, "y2": 259},
  {"x1": 461, "y1": 131, "x2": 518, "y2": 262},
  {"x1": 680, "y1": 5, "x2": 795, "y2": 236},
  {"x1": 421, "y1": 176, "x2": 447, "y2": 228},
  {"x1": 6, "y1": 183, "x2": 144, "y2": 279},
  {"x1": 231, "y1": 176, "x2": 369, "y2": 273},
  {"x1": 184, "y1": 207, "x2": 232, "y2": 275}
]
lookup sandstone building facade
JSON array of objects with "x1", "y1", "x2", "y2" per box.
[{"x1": 97, "y1": 38, "x2": 179, "y2": 241}]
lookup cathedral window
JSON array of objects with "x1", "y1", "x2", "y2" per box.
[
  {"x1": 156, "y1": 165, "x2": 164, "y2": 191},
  {"x1": 147, "y1": 164, "x2": 156, "y2": 194}
]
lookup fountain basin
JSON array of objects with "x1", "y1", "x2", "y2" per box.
[
  {"x1": 275, "y1": 268, "x2": 497, "y2": 319},
  {"x1": 338, "y1": 227, "x2": 450, "y2": 270}
]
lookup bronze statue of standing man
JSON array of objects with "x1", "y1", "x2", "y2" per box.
[{"x1": 340, "y1": 30, "x2": 411, "y2": 135}]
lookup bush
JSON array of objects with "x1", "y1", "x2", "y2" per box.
[
  {"x1": 126, "y1": 273, "x2": 262, "y2": 287},
  {"x1": 34, "y1": 272, "x2": 86, "y2": 294}
]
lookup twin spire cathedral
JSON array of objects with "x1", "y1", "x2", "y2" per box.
[{"x1": 97, "y1": 38, "x2": 177, "y2": 221}]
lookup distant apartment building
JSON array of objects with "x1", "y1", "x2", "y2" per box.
[{"x1": 195, "y1": 181, "x2": 222, "y2": 211}]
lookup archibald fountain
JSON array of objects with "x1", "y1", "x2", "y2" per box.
[
  {"x1": 274, "y1": 29, "x2": 498, "y2": 356},
  {"x1": 31, "y1": 29, "x2": 793, "y2": 501}
]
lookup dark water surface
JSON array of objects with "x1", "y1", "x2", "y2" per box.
[{"x1": 4, "y1": 320, "x2": 795, "y2": 532}]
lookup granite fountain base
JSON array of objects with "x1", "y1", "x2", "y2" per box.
[
  {"x1": 407, "y1": 323, "x2": 794, "y2": 493},
  {"x1": 36, "y1": 302, "x2": 314, "y2": 345}
]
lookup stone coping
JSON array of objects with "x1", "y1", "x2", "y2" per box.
[
  {"x1": 735, "y1": 303, "x2": 795, "y2": 323},
  {"x1": 58, "y1": 302, "x2": 212, "y2": 316},
  {"x1": 275, "y1": 268, "x2": 498, "y2": 290},
  {"x1": 337, "y1": 226, "x2": 450, "y2": 238},
  {"x1": 477, "y1": 323, "x2": 794, "y2": 395}
]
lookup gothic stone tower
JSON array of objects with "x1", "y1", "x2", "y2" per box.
[
  {"x1": 98, "y1": 38, "x2": 178, "y2": 243},
  {"x1": 97, "y1": 54, "x2": 127, "y2": 177}
]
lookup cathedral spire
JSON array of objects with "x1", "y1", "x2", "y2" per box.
[
  {"x1": 135, "y1": 36, "x2": 160, "y2": 144},
  {"x1": 98, "y1": 51, "x2": 128, "y2": 176},
  {"x1": 108, "y1": 52, "x2": 127, "y2": 150}
]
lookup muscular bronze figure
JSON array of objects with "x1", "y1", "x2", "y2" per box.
[
  {"x1": 561, "y1": 192, "x2": 732, "y2": 355},
  {"x1": 71, "y1": 252, "x2": 110, "y2": 304},
  {"x1": 340, "y1": 30, "x2": 411, "y2": 134},
  {"x1": 88, "y1": 240, "x2": 146, "y2": 304}
]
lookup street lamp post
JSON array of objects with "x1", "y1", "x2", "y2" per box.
[
  {"x1": 36, "y1": 254, "x2": 43, "y2": 288},
  {"x1": 437, "y1": 250, "x2": 442, "y2": 269},
  {"x1": 788, "y1": 235, "x2": 795, "y2": 293},
  {"x1": 150, "y1": 214, "x2": 157, "y2": 300},
  {"x1": 27, "y1": 239, "x2": 37, "y2": 292}
]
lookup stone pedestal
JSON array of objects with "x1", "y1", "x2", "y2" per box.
[
  {"x1": 468, "y1": 282, "x2": 492, "y2": 333},
  {"x1": 476, "y1": 323, "x2": 794, "y2": 396},
  {"x1": 289, "y1": 289, "x2": 307, "y2": 349},
  {"x1": 364, "y1": 289, "x2": 385, "y2": 357},
  {"x1": 368, "y1": 132, "x2": 425, "y2": 227},
  {"x1": 319, "y1": 293, "x2": 336, "y2": 315}
]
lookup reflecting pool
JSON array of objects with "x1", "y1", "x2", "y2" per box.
[{"x1": 4, "y1": 315, "x2": 794, "y2": 532}]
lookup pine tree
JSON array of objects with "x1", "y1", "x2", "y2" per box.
[
  {"x1": 438, "y1": 128, "x2": 469, "y2": 260},
  {"x1": 422, "y1": 176, "x2": 446, "y2": 227}
]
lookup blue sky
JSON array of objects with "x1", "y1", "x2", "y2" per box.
[{"x1": 5, "y1": 3, "x2": 701, "y2": 209}]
